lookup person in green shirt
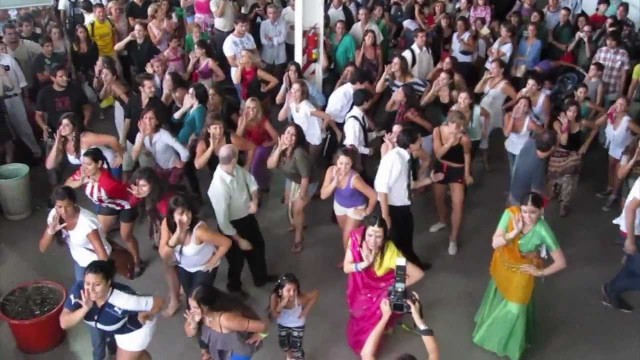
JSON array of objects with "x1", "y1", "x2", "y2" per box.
[
  {"x1": 372, "y1": 4, "x2": 393, "y2": 63},
  {"x1": 547, "y1": 7, "x2": 574, "y2": 60},
  {"x1": 329, "y1": 20, "x2": 357, "y2": 75},
  {"x1": 184, "y1": 22, "x2": 210, "y2": 53}
]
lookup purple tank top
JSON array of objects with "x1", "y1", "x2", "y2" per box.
[{"x1": 334, "y1": 171, "x2": 367, "y2": 209}]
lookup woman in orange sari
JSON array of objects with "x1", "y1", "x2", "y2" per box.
[{"x1": 473, "y1": 192, "x2": 567, "y2": 360}]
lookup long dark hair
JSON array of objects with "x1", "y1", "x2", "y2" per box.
[
  {"x1": 200, "y1": 112, "x2": 227, "y2": 148},
  {"x1": 129, "y1": 167, "x2": 168, "y2": 221},
  {"x1": 520, "y1": 192, "x2": 545, "y2": 209},
  {"x1": 166, "y1": 194, "x2": 200, "y2": 234},
  {"x1": 82, "y1": 147, "x2": 111, "y2": 172},
  {"x1": 285, "y1": 123, "x2": 308, "y2": 153},
  {"x1": 359, "y1": 214, "x2": 391, "y2": 267},
  {"x1": 58, "y1": 112, "x2": 83, "y2": 160},
  {"x1": 193, "y1": 284, "x2": 260, "y2": 321}
]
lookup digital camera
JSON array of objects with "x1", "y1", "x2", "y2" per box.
[{"x1": 387, "y1": 257, "x2": 416, "y2": 313}]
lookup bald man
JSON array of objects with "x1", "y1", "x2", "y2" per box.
[{"x1": 208, "y1": 144, "x2": 276, "y2": 297}]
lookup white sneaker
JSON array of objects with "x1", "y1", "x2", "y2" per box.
[
  {"x1": 448, "y1": 242, "x2": 458, "y2": 256},
  {"x1": 429, "y1": 222, "x2": 447, "y2": 233}
]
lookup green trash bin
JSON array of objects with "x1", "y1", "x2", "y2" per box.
[{"x1": 0, "y1": 163, "x2": 32, "y2": 220}]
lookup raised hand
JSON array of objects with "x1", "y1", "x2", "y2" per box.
[
  {"x1": 48, "y1": 212, "x2": 67, "y2": 234},
  {"x1": 511, "y1": 213, "x2": 524, "y2": 234},
  {"x1": 78, "y1": 288, "x2": 94, "y2": 309}
]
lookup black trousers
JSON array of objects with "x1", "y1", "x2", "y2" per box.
[
  {"x1": 388, "y1": 204, "x2": 422, "y2": 267},
  {"x1": 176, "y1": 266, "x2": 218, "y2": 307},
  {"x1": 225, "y1": 214, "x2": 269, "y2": 291}
]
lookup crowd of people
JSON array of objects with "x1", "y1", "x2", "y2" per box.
[{"x1": 1, "y1": 0, "x2": 640, "y2": 359}]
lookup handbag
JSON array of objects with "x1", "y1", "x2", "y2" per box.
[{"x1": 108, "y1": 240, "x2": 135, "y2": 280}]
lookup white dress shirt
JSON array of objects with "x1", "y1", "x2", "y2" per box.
[
  {"x1": 349, "y1": 21, "x2": 383, "y2": 46},
  {"x1": 281, "y1": 6, "x2": 295, "y2": 45},
  {"x1": 207, "y1": 165, "x2": 259, "y2": 236},
  {"x1": 0, "y1": 54, "x2": 27, "y2": 96},
  {"x1": 374, "y1": 147, "x2": 411, "y2": 206},
  {"x1": 402, "y1": 44, "x2": 434, "y2": 80},
  {"x1": 139, "y1": 129, "x2": 190, "y2": 170},
  {"x1": 260, "y1": 19, "x2": 287, "y2": 65},
  {"x1": 290, "y1": 100, "x2": 324, "y2": 146},
  {"x1": 325, "y1": 82, "x2": 354, "y2": 124},
  {"x1": 343, "y1": 106, "x2": 370, "y2": 155}
]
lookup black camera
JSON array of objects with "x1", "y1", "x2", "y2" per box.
[{"x1": 387, "y1": 257, "x2": 416, "y2": 313}]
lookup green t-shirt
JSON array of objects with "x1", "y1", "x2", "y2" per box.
[
  {"x1": 497, "y1": 209, "x2": 560, "y2": 253},
  {"x1": 330, "y1": 33, "x2": 357, "y2": 74},
  {"x1": 184, "y1": 32, "x2": 210, "y2": 53}
]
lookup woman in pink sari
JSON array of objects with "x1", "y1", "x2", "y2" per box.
[{"x1": 343, "y1": 215, "x2": 425, "y2": 355}]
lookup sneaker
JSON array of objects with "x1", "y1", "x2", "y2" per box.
[
  {"x1": 448, "y1": 241, "x2": 458, "y2": 255},
  {"x1": 601, "y1": 284, "x2": 634, "y2": 313},
  {"x1": 602, "y1": 196, "x2": 618, "y2": 211},
  {"x1": 596, "y1": 189, "x2": 613, "y2": 198},
  {"x1": 429, "y1": 222, "x2": 447, "y2": 233}
]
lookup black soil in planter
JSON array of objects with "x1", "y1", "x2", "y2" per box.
[{"x1": 1, "y1": 284, "x2": 63, "y2": 321}]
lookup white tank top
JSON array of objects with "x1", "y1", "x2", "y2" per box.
[
  {"x1": 175, "y1": 222, "x2": 217, "y2": 272},
  {"x1": 605, "y1": 115, "x2": 632, "y2": 160},
  {"x1": 277, "y1": 297, "x2": 305, "y2": 328},
  {"x1": 504, "y1": 116, "x2": 531, "y2": 155}
]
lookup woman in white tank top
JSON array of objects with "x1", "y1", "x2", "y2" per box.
[
  {"x1": 159, "y1": 194, "x2": 231, "y2": 304},
  {"x1": 584, "y1": 98, "x2": 640, "y2": 209},
  {"x1": 512, "y1": 75, "x2": 550, "y2": 127},
  {"x1": 503, "y1": 97, "x2": 541, "y2": 175},
  {"x1": 269, "y1": 273, "x2": 319, "y2": 360}
]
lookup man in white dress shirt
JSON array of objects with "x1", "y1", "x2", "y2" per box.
[
  {"x1": 343, "y1": 88, "x2": 375, "y2": 182},
  {"x1": 349, "y1": 7, "x2": 383, "y2": 46},
  {"x1": 208, "y1": 144, "x2": 276, "y2": 297},
  {"x1": 402, "y1": 28, "x2": 434, "y2": 80},
  {"x1": 374, "y1": 128, "x2": 428, "y2": 270}
]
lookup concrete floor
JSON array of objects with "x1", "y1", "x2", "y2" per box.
[{"x1": 1, "y1": 115, "x2": 639, "y2": 360}]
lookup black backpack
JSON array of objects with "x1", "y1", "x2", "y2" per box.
[
  {"x1": 345, "y1": 114, "x2": 369, "y2": 147},
  {"x1": 66, "y1": 0, "x2": 85, "y2": 32}
]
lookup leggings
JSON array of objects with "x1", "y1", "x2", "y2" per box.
[{"x1": 176, "y1": 266, "x2": 218, "y2": 306}]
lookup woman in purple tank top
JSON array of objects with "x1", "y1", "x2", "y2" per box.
[{"x1": 320, "y1": 148, "x2": 377, "y2": 265}]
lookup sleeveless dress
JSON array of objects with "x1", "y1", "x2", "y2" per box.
[{"x1": 480, "y1": 79, "x2": 508, "y2": 132}]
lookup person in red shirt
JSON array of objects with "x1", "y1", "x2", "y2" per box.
[
  {"x1": 590, "y1": 0, "x2": 610, "y2": 30},
  {"x1": 65, "y1": 148, "x2": 143, "y2": 276}
]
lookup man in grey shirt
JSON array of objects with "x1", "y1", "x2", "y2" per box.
[
  {"x1": 509, "y1": 130, "x2": 557, "y2": 205},
  {"x1": 208, "y1": 144, "x2": 276, "y2": 297}
]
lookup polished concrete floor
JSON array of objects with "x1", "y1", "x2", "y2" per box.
[{"x1": 1, "y1": 116, "x2": 639, "y2": 360}]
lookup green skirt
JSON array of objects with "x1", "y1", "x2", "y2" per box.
[{"x1": 472, "y1": 279, "x2": 536, "y2": 360}]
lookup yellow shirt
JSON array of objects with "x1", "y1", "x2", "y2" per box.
[
  {"x1": 90, "y1": 20, "x2": 115, "y2": 56},
  {"x1": 633, "y1": 64, "x2": 640, "y2": 81}
]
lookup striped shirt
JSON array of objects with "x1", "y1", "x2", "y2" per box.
[{"x1": 71, "y1": 169, "x2": 132, "y2": 210}]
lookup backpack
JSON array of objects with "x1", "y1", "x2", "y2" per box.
[
  {"x1": 88, "y1": 17, "x2": 116, "y2": 39},
  {"x1": 389, "y1": 2, "x2": 405, "y2": 25},
  {"x1": 345, "y1": 114, "x2": 369, "y2": 147},
  {"x1": 406, "y1": 47, "x2": 417, "y2": 70},
  {"x1": 66, "y1": 0, "x2": 85, "y2": 33}
]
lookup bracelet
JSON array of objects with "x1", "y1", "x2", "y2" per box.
[{"x1": 354, "y1": 262, "x2": 360, "y2": 272}]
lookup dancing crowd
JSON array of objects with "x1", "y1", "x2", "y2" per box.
[{"x1": 1, "y1": 0, "x2": 639, "y2": 359}]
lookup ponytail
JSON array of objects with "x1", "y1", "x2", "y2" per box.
[{"x1": 82, "y1": 147, "x2": 112, "y2": 172}]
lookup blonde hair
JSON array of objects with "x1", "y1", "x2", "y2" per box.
[
  {"x1": 446, "y1": 110, "x2": 466, "y2": 126},
  {"x1": 244, "y1": 97, "x2": 264, "y2": 123},
  {"x1": 147, "y1": 3, "x2": 159, "y2": 19}
]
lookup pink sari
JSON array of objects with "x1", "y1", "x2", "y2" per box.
[{"x1": 346, "y1": 227, "x2": 399, "y2": 354}]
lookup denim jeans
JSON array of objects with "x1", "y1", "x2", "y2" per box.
[{"x1": 607, "y1": 253, "x2": 640, "y2": 301}]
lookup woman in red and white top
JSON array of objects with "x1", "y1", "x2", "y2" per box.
[{"x1": 65, "y1": 147, "x2": 144, "y2": 276}]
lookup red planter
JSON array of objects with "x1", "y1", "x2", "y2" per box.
[{"x1": 0, "y1": 280, "x2": 67, "y2": 354}]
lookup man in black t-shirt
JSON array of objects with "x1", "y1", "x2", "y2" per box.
[
  {"x1": 125, "y1": 0, "x2": 151, "y2": 27},
  {"x1": 30, "y1": 36, "x2": 66, "y2": 94},
  {"x1": 18, "y1": 15, "x2": 41, "y2": 44},
  {"x1": 35, "y1": 65, "x2": 91, "y2": 137}
]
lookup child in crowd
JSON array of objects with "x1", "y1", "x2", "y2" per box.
[
  {"x1": 269, "y1": 273, "x2": 319, "y2": 360},
  {"x1": 590, "y1": 0, "x2": 610, "y2": 30},
  {"x1": 584, "y1": 62, "x2": 605, "y2": 107},
  {"x1": 164, "y1": 33, "x2": 186, "y2": 74}
]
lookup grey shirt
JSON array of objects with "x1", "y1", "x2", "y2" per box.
[
  {"x1": 510, "y1": 139, "x2": 547, "y2": 204},
  {"x1": 278, "y1": 147, "x2": 317, "y2": 184}
]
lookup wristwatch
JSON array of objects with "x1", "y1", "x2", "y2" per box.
[{"x1": 417, "y1": 325, "x2": 434, "y2": 337}]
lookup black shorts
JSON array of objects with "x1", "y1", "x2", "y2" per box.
[
  {"x1": 97, "y1": 206, "x2": 138, "y2": 223},
  {"x1": 433, "y1": 160, "x2": 465, "y2": 185}
]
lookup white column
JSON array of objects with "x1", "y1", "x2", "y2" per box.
[{"x1": 294, "y1": 0, "x2": 325, "y2": 89}]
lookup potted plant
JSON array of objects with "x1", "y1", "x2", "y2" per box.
[{"x1": 0, "y1": 280, "x2": 67, "y2": 354}]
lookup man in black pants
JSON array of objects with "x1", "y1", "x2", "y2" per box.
[
  {"x1": 374, "y1": 128, "x2": 429, "y2": 270},
  {"x1": 207, "y1": 144, "x2": 276, "y2": 298}
]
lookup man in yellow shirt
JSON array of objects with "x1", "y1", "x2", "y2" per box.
[{"x1": 88, "y1": 3, "x2": 117, "y2": 57}]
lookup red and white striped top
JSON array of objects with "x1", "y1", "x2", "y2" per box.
[{"x1": 71, "y1": 169, "x2": 133, "y2": 210}]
